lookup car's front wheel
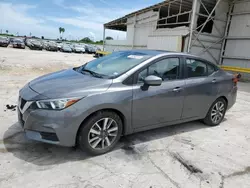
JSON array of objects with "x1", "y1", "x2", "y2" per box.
[
  {"x1": 77, "y1": 111, "x2": 123, "y2": 155},
  {"x1": 203, "y1": 98, "x2": 227, "y2": 126}
]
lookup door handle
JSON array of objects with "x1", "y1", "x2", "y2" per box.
[
  {"x1": 212, "y1": 79, "x2": 217, "y2": 83},
  {"x1": 173, "y1": 87, "x2": 182, "y2": 93}
]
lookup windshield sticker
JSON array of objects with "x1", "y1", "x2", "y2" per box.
[{"x1": 127, "y1": 55, "x2": 144, "y2": 59}]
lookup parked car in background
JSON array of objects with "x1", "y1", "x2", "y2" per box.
[
  {"x1": 9, "y1": 37, "x2": 15, "y2": 45},
  {"x1": 17, "y1": 50, "x2": 240, "y2": 155},
  {"x1": 84, "y1": 44, "x2": 90, "y2": 53},
  {"x1": 94, "y1": 46, "x2": 101, "y2": 52},
  {"x1": 0, "y1": 36, "x2": 9, "y2": 47},
  {"x1": 61, "y1": 44, "x2": 72, "y2": 53},
  {"x1": 45, "y1": 41, "x2": 58, "y2": 52},
  {"x1": 72, "y1": 44, "x2": 85, "y2": 53},
  {"x1": 56, "y1": 42, "x2": 63, "y2": 51},
  {"x1": 26, "y1": 39, "x2": 43, "y2": 50},
  {"x1": 12, "y1": 38, "x2": 25, "y2": 49},
  {"x1": 85, "y1": 44, "x2": 96, "y2": 54},
  {"x1": 90, "y1": 45, "x2": 97, "y2": 53},
  {"x1": 42, "y1": 41, "x2": 48, "y2": 48}
]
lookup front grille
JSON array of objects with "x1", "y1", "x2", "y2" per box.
[
  {"x1": 20, "y1": 98, "x2": 27, "y2": 109},
  {"x1": 40, "y1": 132, "x2": 59, "y2": 142},
  {"x1": 18, "y1": 110, "x2": 25, "y2": 127}
]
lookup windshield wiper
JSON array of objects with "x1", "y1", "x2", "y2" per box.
[{"x1": 81, "y1": 69, "x2": 104, "y2": 78}]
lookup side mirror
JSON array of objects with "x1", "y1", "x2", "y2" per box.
[{"x1": 144, "y1": 75, "x2": 162, "y2": 86}]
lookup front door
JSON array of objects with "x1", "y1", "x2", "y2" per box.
[{"x1": 132, "y1": 57, "x2": 186, "y2": 129}]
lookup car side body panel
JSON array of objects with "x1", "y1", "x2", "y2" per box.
[
  {"x1": 17, "y1": 51, "x2": 237, "y2": 147},
  {"x1": 132, "y1": 80, "x2": 186, "y2": 129}
]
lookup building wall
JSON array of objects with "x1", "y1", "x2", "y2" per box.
[
  {"x1": 147, "y1": 27, "x2": 189, "y2": 51},
  {"x1": 128, "y1": 10, "x2": 159, "y2": 46},
  {"x1": 147, "y1": 35, "x2": 182, "y2": 51},
  {"x1": 190, "y1": 0, "x2": 229, "y2": 64},
  {"x1": 105, "y1": 10, "x2": 158, "y2": 51},
  {"x1": 223, "y1": 0, "x2": 250, "y2": 73},
  {"x1": 105, "y1": 10, "x2": 189, "y2": 52}
]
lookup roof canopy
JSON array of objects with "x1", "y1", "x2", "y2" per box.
[{"x1": 104, "y1": 0, "x2": 221, "y2": 31}]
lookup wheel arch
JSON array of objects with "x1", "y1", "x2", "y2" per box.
[
  {"x1": 217, "y1": 96, "x2": 228, "y2": 108},
  {"x1": 75, "y1": 108, "x2": 128, "y2": 146}
]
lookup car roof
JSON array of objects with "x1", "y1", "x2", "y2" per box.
[
  {"x1": 117, "y1": 49, "x2": 170, "y2": 56},
  {"x1": 117, "y1": 49, "x2": 209, "y2": 62}
]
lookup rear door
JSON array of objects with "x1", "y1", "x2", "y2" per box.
[{"x1": 182, "y1": 57, "x2": 219, "y2": 119}]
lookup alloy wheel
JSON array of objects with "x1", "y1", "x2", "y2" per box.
[
  {"x1": 88, "y1": 118, "x2": 118, "y2": 150},
  {"x1": 211, "y1": 101, "x2": 225, "y2": 124}
]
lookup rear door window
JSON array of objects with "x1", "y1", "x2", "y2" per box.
[
  {"x1": 207, "y1": 63, "x2": 216, "y2": 75},
  {"x1": 186, "y1": 59, "x2": 207, "y2": 78}
]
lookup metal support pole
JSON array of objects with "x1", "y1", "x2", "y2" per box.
[
  {"x1": 187, "y1": 0, "x2": 198, "y2": 52},
  {"x1": 198, "y1": 0, "x2": 223, "y2": 36},
  {"x1": 179, "y1": 0, "x2": 182, "y2": 13},
  {"x1": 197, "y1": 38, "x2": 218, "y2": 63},
  {"x1": 198, "y1": 37, "x2": 224, "y2": 56},
  {"x1": 168, "y1": 3, "x2": 170, "y2": 17},
  {"x1": 219, "y1": 2, "x2": 235, "y2": 65},
  {"x1": 191, "y1": 0, "x2": 222, "y2": 48},
  {"x1": 102, "y1": 26, "x2": 106, "y2": 51},
  {"x1": 132, "y1": 14, "x2": 137, "y2": 49}
]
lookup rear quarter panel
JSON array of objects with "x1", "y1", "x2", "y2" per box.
[{"x1": 216, "y1": 70, "x2": 237, "y2": 109}]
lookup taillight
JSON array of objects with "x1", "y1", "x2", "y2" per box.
[{"x1": 233, "y1": 73, "x2": 241, "y2": 85}]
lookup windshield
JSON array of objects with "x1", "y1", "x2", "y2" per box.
[
  {"x1": 14, "y1": 39, "x2": 23, "y2": 43},
  {"x1": 80, "y1": 51, "x2": 152, "y2": 78}
]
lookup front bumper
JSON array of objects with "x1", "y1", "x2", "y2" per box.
[
  {"x1": 18, "y1": 104, "x2": 81, "y2": 147},
  {"x1": 13, "y1": 44, "x2": 25, "y2": 48},
  {"x1": 18, "y1": 86, "x2": 83, "y2": 147},
  {"x1": 0, "y1": 42, "x2": 8, "y2": 47}
]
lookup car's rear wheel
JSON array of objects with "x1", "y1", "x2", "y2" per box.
[
  {"x1": 203, "y1": 98, "x2": 227, "y2": 126},
  {"x1": 77, "y1": 111, "x2": 122, "y2": 155}
]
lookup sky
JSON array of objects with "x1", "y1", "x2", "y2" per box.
[{"x1": 0, "y1": 0, "x2": 163, "y2": 41}]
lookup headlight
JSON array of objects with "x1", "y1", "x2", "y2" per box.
[{"x1": 36, "y1": 98, "x2": 81, "y2": 110}]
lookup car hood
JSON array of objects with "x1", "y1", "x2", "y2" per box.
[
  {"x1": 75, "y1": 47, "x2": 84, "y2": 50},
  {"x1": 63, "y1": 47, "x2": 71, "y2": 50},
  {"x1": 31, "y1": 41, "x2": 42, "y2": 47},
  {"x1": 28, "y1": 69, "x2": 113, "y2": 99}
]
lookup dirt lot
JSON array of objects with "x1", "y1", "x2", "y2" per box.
[{"x1": 0, "y1": 47, "x2": 250, "y2": 188}]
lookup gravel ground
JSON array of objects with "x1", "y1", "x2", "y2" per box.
[
  {"x1": 0, "y1": 47, "x2": 250, "y2": 188},
  {"x1": 0, "y1": 47, "x2": 94, "y2": 74}
]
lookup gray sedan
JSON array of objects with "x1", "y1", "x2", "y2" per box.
[
  {"x1": 18, "y1": 50, "x2": 239, "y2": 155},
  {"x1": 60, "y1": 44, "x2": 72, "y2": 53}
]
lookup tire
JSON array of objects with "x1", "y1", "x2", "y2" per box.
[
  {"x1": 77, "y1": 111, "x2": 123, "y2": 155},
  {"x1": 203, "y1": 98, "x2": 227, "y2": 126}
]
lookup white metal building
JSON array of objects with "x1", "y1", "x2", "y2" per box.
[{"x1": 103, "y1": 0, "x2": 250, "y2": 79}]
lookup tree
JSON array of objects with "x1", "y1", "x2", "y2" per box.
[
  {"x1": 6, "y1": 30, "x2": 8, "y2": 34},
  {"x1": 61, "y1": 28, "x2": 65, "y2": 38},
  {"x1": 41, "y1": 36, "x2": 44, "y2": 39},
  {"x1": 106, "y1": 36, "x2": 113, "y2": 40},
  {"x1": 59, "y1": 27, "x2": 65, "y2": 39},
  {"x1": 79, "y1": 37, "x2": 93, "y2": 43},
  {"x1": 59, "y1": 27, "x2": 62, "y2": 39}
]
